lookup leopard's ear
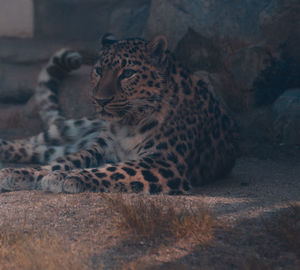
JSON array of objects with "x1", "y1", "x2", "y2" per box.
[
  {"x1": 147, "y1": 35, "x2": 168, "y2": 63},
  {"x1": 101, "y1": 33, "x2": 118, "y2": 47}
]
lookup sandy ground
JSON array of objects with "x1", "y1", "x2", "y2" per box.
[
  {"x1": 0, "y1": 151, "x2": 299, "y2": 269},
  {"x1": 1, "y1": 48, "x2": 299, "y2": 268}
]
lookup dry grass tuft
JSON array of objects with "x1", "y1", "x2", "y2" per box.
[
  {"x1": 169, "y1": 206, "x2": 216, "y2": 242},
  {"x1": 0, "y1": 228, "x2": 90, "y2": 270},
  {"x1": 264, "y1": 204, "x2": 300, "y2": 255},
  {"x1": 102, "y1": 194, "x2": 216, "y2": 243}
]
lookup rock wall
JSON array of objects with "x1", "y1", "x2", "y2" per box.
[
  {"x1": 31, "y1": 0, "x2": 299, "y2": 111},
  {"x1": 0, "y1": 0, "x2": 299, "y2": 144}
]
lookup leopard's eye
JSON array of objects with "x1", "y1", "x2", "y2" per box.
[
  {"x1": 95, "y1": 67, "x2": 102, "y2": 76},
  {"x1": 120, "y1": 69, "x2": 136, "y2": 80}
]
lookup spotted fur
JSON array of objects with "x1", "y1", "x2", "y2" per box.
[{"x1": 0, "y1": 34, "x2": 239, "y2": 195}]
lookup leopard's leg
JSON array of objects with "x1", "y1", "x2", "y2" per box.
[
  {"x1": 0, "y1": 167, "x2": 48, "y2": 192},
  {"x1": 0, "y1": 136, "x2": 191, "y2": 195},
  {"x1": 0, "y1": 157, "x2": 191, "y2": 195},
  {"x1": 46, "y1": 139, "x2": 107, "y2": 172},
  {"x1": 0, "y1": 47, "x2": 104, "y2": 165},
  {"x1": 0, "y1": 136, "x2": 107, "y2": 191},
  {"x1": 41, "y1": 157, "x2": 191, "y2": 195}
]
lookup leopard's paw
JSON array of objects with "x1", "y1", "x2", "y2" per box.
[
  {"x1": 41, "y1": 171, "x2": 67, "y2": 193},
  {"x1": 0, "y1": 168, "x2": 36, "y2": 192},
  {"x1": 41, "y1": 172, "x2": 86, "y2": 194},
  {"x1": 62, "y1": 174, "x2": 89, "y2": 193}
]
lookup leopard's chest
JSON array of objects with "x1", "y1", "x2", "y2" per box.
[
  {"x1": 117, "y1": 135, "x2": 143, "y2": 160},
  {"x1": 107, "y1": 127, "x2": 151, "y2": 162}
]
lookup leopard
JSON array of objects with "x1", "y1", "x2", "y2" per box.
[{"x1": 0, "y1": 34, "x2": 239, "y2": 195}]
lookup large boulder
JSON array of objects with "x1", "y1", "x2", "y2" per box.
[
  {"x1": 145, "y1": 0, "x2": 300, "y2": 111},
  {"x1": 145, "y1": 0, "x2": 268, "y2": 50}
]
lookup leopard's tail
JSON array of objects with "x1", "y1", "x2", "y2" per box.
[
  {"x1": 0, "y1": 49, "x2": 103, "y2": 165},
  {"x1": 36, "y1": 49, "x2": 82, "y2": 128}
]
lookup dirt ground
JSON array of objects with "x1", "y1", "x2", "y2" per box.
[{"x1": 0, "y1": 146, "x2": 299, "y2": 269}]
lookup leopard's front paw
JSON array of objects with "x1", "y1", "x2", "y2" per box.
[
  {"x1": 62, "y1": 176, "x2": 86, "y2": 194},
  {"x1": 41, "y1": 172, "x2": 85, "y2": 194},
  {"x1": 41, "y1": 171, "x2": 67, "y2": 193},
  {"x1": 0, "y1": 168, "x2": 36, "y2": 192}
]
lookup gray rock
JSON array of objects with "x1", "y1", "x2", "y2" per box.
[
  {"x1": 260, "y1": 0, "x2": 300, "y2": 62},
  {"x1": 145, "y1": 0, "x2": 270, "y2": 50},
  {"x1": 273, "y1": 89, "x2": 300, "y2": 145},
  {"x1": 145, "y1": 0, "x2": 299, "y2": 111},
  {"x1": 174, "y1": 28, "x2": 223, "y2": 73},
  {"x1": 228, "y1": 46, "x2": 273, "y2": 91}
]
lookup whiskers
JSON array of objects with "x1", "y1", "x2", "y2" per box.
[
  {"x1": 117, "y1": 96, "x2": 172, "y2": 124},
  {"x1": 91, "y1": 95, "x2": 173, "y2": 124}
]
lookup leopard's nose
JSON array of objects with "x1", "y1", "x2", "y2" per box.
[{"x1": 95, "y1": 96, "x2": 114, "y2": 107}]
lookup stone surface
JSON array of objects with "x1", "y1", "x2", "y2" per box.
[
  {"x1": 0, "y1": 0, "x2": 299, "y2": 145},
  {"x1": 260, "y1": 0, "x2": 300, "y2": 62},
  {"x1": 145, "y1": 0, "x2": 269, "y2": 50},
  {"x1": 272, "y1": 89, "x2": 300, "y2": 145},
  {"x1": 174, "y1": 28, "x2": 223, "y2": 73},
  {"x1": 145, "y1": 0, "x2": 300, "y2": 111},
  {"x1": 35, "y1": 0, "x2": 150, "y2": 40}
]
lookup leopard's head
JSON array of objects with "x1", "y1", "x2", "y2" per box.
[{"x1": 91, "y1": 34, "x2": 170, "y2": 124}]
